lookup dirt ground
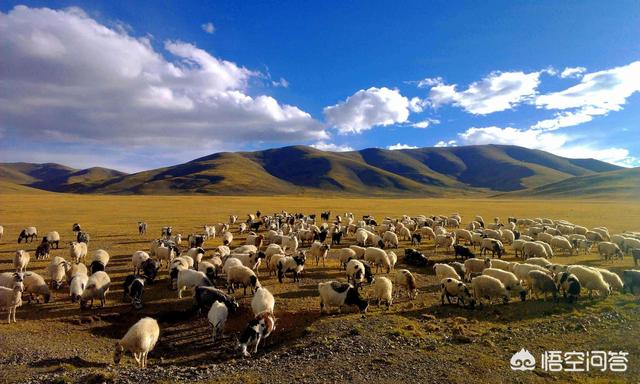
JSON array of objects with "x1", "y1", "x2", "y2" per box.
[{"x1": 0, "y1": 194, "x2": 639, "y2": 383}]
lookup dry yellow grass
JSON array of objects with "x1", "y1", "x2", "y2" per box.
[{"x1": 0, "y1": 193, "x2": 639, "y2": 383}]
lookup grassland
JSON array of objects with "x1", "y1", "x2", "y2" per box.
[{"x1": 0, "y1": 193, "x2": 639, "y2": 383}]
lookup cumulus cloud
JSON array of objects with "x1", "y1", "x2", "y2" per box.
[
  {"x1": 434, "y1": 140, "x2": 457, "y2": 147},
  {"x1": 201, "y1": 22, "x2": 215, "y2": 34},
  {"x1": 416, "y1": 77, "x2": 443, "y2": 88},
  {"x1": 427, "y1": 71, "x2": 541, "y2": 114},
  {"x1": 411, "y1": 118, "x2": 439, "y2": 129},
  {"x1": 560, "y1": 66, "x2": 586, "y2": 78},
  {"x1": 310, "y1": 141, "x2": 354, "y2": 152},
  {"x1": 323, "y1": 87, "x2": 411, "y2": 134},
  {"x1": 0, "y1": 6, "x2": 326, "y2": 167},
  {"x1": 388, "y1": 143, "x2": 418, "y2": 150}
]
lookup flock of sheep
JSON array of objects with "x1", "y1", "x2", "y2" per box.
[{"x1": 1, "y1": 211, "x2": 640, "y2": 370}]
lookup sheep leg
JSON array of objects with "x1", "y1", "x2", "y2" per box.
[
  {"x1": 253, "y1": 335, "x2": 261, "y2": 353},
  {"x1": 7, "y1": 309, "x2": 11, "y2": 324},
  {"x1": 12, "y1": 307, "x2": 16, "y2": 323}
]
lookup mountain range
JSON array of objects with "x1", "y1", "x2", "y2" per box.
[{"x1": 0, "y1": 145, "x2": 636, "y2": 198}]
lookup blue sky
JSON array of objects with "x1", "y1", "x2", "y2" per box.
[{"x1": 0, "y1": 1, "x2": 638, "y2": 172}]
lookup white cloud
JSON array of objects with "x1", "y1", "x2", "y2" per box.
[
  {"x1": 456, "y1": 126, "x2": 638, "y2": 167},
  {"x1": 271, "y1": 77, "x2": 289, "y2": 88},
  {"x1": 427, "y1": 71, "x2": 541, "y2": 114},
  {"x1": 201, "y1": 22, "x2": 215, "y2": 34},
  {"x1": 434, "y1": 140, "x2": 457, "y2": 147},
  {"x1": 0, "y1": 6, "x2": 326, "y2": 161},
  {"x1": 560, "y1": 66, "x2": 586, "y2": 78},
  {"x1": 311, "y1": 142, "x2": 354, "y2": 152},
  {"x1": 411, "y1": 118, "x2": 439, "y2": 129},
  {"x1": 324, "y1": 87, "x2": 410, "y2": 134},
  {"x1": 388, "y1": 143, "x2": 418, "y2": 150},
  {"x1": 409, "y1": 97, "x2": 427, "y2": 112},
  {"x1": 417, "y1": 77, "x2": 443, "y2": 88}
]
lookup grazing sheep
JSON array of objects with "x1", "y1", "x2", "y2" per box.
[
  {"x1": 480, "y1": 238, "x2": 505, "y2": 258},
  {"x1": 222, "y1": 257, "x2": 243, "y2": 275},
  {"x1": 194, "y1": 286, "x2": 239, "y2": 315},
  {"x1": 238, "y1": 312, "x2": 276, "y2": 357},
  {"x1": 364, "y1": 247, "x2": 391, "y2": 273},
  {"x1": 113, "y1": 317, "x2": 160, "y2": 369},
  {"x1": 232, "y1": 252, "x2": 265, "y2": 272},
  {"x1": 585, "y1": 231, "x2": 604, "y2": 242},
  {"x1": 281, "y1": 235, "x2": 299, "y2": 254},
  {"x1": 546, "y1": 263, "x2": 568, "y2": 275},
  {"x1": 513, "y1": 263, "x2": 549, "y2": 285},
  {"x1": 176, "y1": 269, "x2": 212, "y2": 299},
  {"x1": 482, "y1": 268, "x2": 527, "y2": 301},
  {"x1": 522, "y1": 241, "x2": 547, "y2": 259},
  {"x1": 593, "y1": 227, "x2": 611, "y2": 241},
  {"x1": 501, "y1": 229, "x2": 515, "y2": 245},
  {"x1": 383, "y1": 231, "x2": 399, "y2": 248},
  {"x1": 450, "y1": 262, "x2": 466, "y2": 278},
  {"x1": 0, "y1": 281, "x2": 24, "y2": 323},
  {"x1": 251, "y1": 286, "x2": 275, "y2": 316},
  {"x1": 336, "y1": 248, "x2": 357, "y2": 269},
  {"x1": 372, "y1": 276, "x2": 393, "y2": 308},
  {"x1": 65, "y1": 261, "x2": 88, "y2": 284},
  {"x1": 17, "y1": 227, "x2": 37, "y2": 243},
  {"x1": 23, "y1": 272, "x2": 51, "y2": 303},
  {"x1": 470, "y1": 275, "x2": 509, "y2": 306},
  {"x1": 90, "y1": 249, "x2": 110, "y2": 274},
  {"x1": 623, "y1": 238, "x2": 640, "y2": 255},
  {"x1": 277, "y1": 254, "x2": 306, "y2": 283},
  {"x1": 394, "y1": 269, "x2": 417, "y2": 300},
  {"x1": 227, "y1": 266, "x2": 259, "y2": 295},
  {"x1": 349, "y1": 245, "x2": 366, "y2": 259},
  {"x1": 80, "y1": 271, "x2": 111, "y2": 309},
  {"x1": 434, "y1": 233, "x2": 456, "y2": 254},
  {"x1": 222, "y1": 231, "x2": 233, "y2": 246},
  {"x1": 208, "y1": 301, "x2": 229, "y2": 342},
  {"x1": 267, "y1": 254, "x2": 286, "y2": 276},
  {"x1": 597, "y1": 242, "x2": 623, "y2": 260},
  {"x1": 434, "y1": 263, "x2": 461, "y2": 281},
  {"x1": 346, "y1": 259, "x2": 373, "y2": 286},
  {"x1": 318, "y1": 281, "x2": 369, "y2": 314},
  {"x1": 47, "y1": 257, "x2": 66, "y2": 289},
  {"x1": 35, "y1": 241, "x2": 50, "y2": 260},
  {"x1": 13, "y1": 250, "x2": 30, "y2": 273},
  {"x1": 440, "y1": 278, "x2": 475, "y2": 308},
  {"x1": 551, "y1": 236, "x2": 573, "y2": 255},
  {"x1": 463, "y1": 258, "x2": 492, "y2": 281},
  {"x1": 453, "y1": 244, "x2": 475, "y2": 260},
  {"x1": 198, "y1": 261, "x2": 217, "y2": 281},
  {"x1": 490, "y1": 259, "x2": 512, "y2": 272},
  {"x1": 123, "y1": 274, "x2": 146, "y2": 309},
  {"x1": 264, "y1": 244, "x2": 284, "y2": 264},
  {"x1": 526, "y1": 257, "x2": 552, "y2": 268},
  {"x1": 622, "y1": 270, "x2": 640, "y2": 294},
  {"x1": 310, "y1": 241, "x2": 331, "y2": 267},
  {"x1": 566, "y1": 265, "x2": 610, "y2": 299},
  {"x1": 593, "y1": 268, "x2": 624, "y2": 292},
  {"x1": 69, "y1": 242, "x2": 88, "y2": 264},
  {"x1": 554, "y1": 272, "x2": 581, "y2": 303},
  {"x1": 528, "y1": 270, "x2": 558, "y2": 301},
  {"x1": 43, "y1": 231, "x2": 61, "y2": 249},
  {"x1": 70, "y1": 273, "x2": 89, "y2": 303},
  {"x1": 387, "y1": 251, "x2": 397, "y2": 271}
]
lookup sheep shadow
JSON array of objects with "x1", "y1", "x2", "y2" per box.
[{"x1": 29, "y1": 356, "x2": 108, "y2": 369}]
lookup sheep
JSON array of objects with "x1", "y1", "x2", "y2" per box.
[
  {"x1": 238, "y1": 222, "x2": 248, "y2": 234},
  {"x1": 277, "y1": 254, "x2": 306, "y2": 283},
  {"x1": 490, "y1": 259, "x2": 512, "y2": 272},
  {"x1": 208, "y1": 301, "x2": 229, "y2": 342},
  {"x1": 546, "y1": 263, "x2": 568, "y2": 275},
  {"x1": 113, "y1": 317, "x2": 160, "y2": 369},
  {"x1": 231, "y1": 252, "x2": 266, "y2": 272},
  {"x1": 222, "y1": 257, "x2": 243, "y2": 275},
  {"x1": 90, "y1": 249, "x2": 110, "y2": 274},
  {"x1": 43, "y1": 231, "x2": 61, "y2": 249},
  {"x1": 138, "y1": 221, "x2": 147, "y2": 235},
  {"x1": 318, "y1": 281, "x2": 369, "y2": 314},
  {"x1": 309, "y1": 241, "x2": 330, "y2": 267},
  {"x1": 622, "y1": 270, "x2": 640, "y2": 294},
  {"x1": 454, "y1": 229, "x2": 473, "y2": 245},
  {"x1": 198, "y1": 261, "x2": 217, "y2": 281},
  {"x1": 450, "y1": 261, "x2": 466, "y2": 278},
  {"x1": 482, "y1": 268, "x2": 527, "y2": 301},
  {"x1": 470, "y1": 275, "x2": 509, "y2": 306},
  {"x1": 35, "y1": 241, "x2": 50, "y2": 260},
  {"x1": 585, "y1": 231, "x2": 604, "y2": 242},
  {"x1": 176, "y1": 269, "x2": 212, "y2": 299},
  {"x1": 349, "y1": 245, "x2": 366, "y2": 259},
  {"x1": 537, "y1": 232, "x2": 554, "y2": 244},
  {"x1": 48, "y1": 256, "x2": 66, "y2": 289},
  {"x1": 394, "y1": 269, "x2": 417, "y2": 300},
  {"x1": 512, "y1": 239, "x2": 527, "y2": 258},
  {"x1": 155, "y1": 244, "x2": 178, "y2": 267},
  {"x1": 551, "y1": 236, "x2": 573, "y2": 255},
  {"x1": 0, "y1": 281, "x2": 23, "y2": 323},
  {"x1": 364, "y1": 247, "x2": 391, "y2": 273},
  {"x1": 566, "y1": 265, "x2": 610, "y2": 299},
  {"x1": 22, "y1": 272, "x2": 51, "y2": 304},
  {"x1": 528, "y1": 270, "x2": 558, "y2": 301},
  {"x1": 76, "y1": 231, "x2": 90, "y2": 244},
  {"x1": 222, "y1": 231, "x2": 233, "y2": 246},
  {"x1": 434, "y1": 233, "x2": 456, "y2": 254},
  {"x1": 597, "y1": 242, "x2": 623, "y2": 260},
  {"x1": 70, "y1": 273, "x2": 89, "y2": 303},
  {"x1": 593, "y1": 268, "x2": 624, "y2": 292},
  {"x1": 535, "y1": 241, "x2": 554, "y2": 258},
  {"x1": 440, "y1": 277, "x2": 475, "y2": 308},
  {"x1": 346, "y1": 259, "x2": 373, "y2": 286},
  {"x1": 69, "y1": 242, "x2": 88, "y2": 264},
  {"x1": 623, "y1": 237, "x2": 640, "y2": 255},
  {"x1": 194, "y1": 286, "x2": 239, "y2": 315},
  {"x1": 501, "y1": 229, "x2": 515, "y2": 245},
  {"x1": 554, "y1": 272, "x2": 581, "y2": 303},
  {"x1": 281, "y1": 234, "x2": 299, "y2": 254},
  {"x1": 372, "y1": 276, "x2": 393, "y2": 308},
  {"x1": 387, "y1": 250, "x2": 397, "y2": 271},
  {"x1": 238, "y1": 312, "x2": 276, "y2": 357},
  {"x1": 264, "y1": 244, "x2": 284, "y2": 263},
  {"x1": 463, "y1": 258, "x2": 492, "y2": 281},
  {"x1": 480, "y1": 238, "x2": 505, "y2": 258},
  {"x1": 356, "y1": 229, "x2": 369, "y2": 246},
  {"x1": 383, "y1": 231, "x2": 399, "y2": 248},
  {"x1": 593, "y1": 227, "x2": 611, "y2": 241},
  {"x1": 65, "y1": 262, "x2": 88, "y2": 285},
  {"x1": 80, "y1": 271, "x2": 111, "y2": 309},
  {"x1": 0, "y1": 272, "x2": 24, "y2": 289},
  {"x1": 233, "y1": 244, "x2": 258, "y2": 254},
  {"x1": 251, "y1": 286, "x2": 275, "y2": 316},
  {"x1": 397, "y1": 227, "x2": 411, "y2": 242},
  {"x1": 522, "y1": 241, "x2": 547, "y2": 259},
  {"x1": 122, "y1": 275, "x2": 145, "y2": 309},
  {"x1": 13, "y1": 250, "x2": 30, "y2": 273},
  {"x1": 526, "y1": 257, "x2": 552, "y2": 268},
  {"x1": 453, "y1": 244, "x2": 475, "y2": 260},
  {"x1": 227, "y1": 266, "x2": 259, "y2": 295},
  {"x1": 185, "y1": 247, "x2": 205, "y2": 270},
  {"x1": 513, "y1": 263, "x2": 549, "y2": 285},
  {"x1": 132, "y1": 251, "x2": 151, "y2": 274},
  {"x1": 434, "y1": 263, "x2": 461, "y2": 281},
  {"x1": 17, "y1": 227, "x2": 37, "y2": 243}
]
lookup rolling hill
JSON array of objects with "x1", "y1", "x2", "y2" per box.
[{"x1": 0, "y1": 145, "x2": 629, "y2": 197}]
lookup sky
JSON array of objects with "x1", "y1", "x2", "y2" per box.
[{"x1": 0, "y1": 1, "x2": 639, "y2": 173}]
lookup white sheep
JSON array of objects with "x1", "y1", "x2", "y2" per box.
[
  {"x1": 309, "y1": 241, "x2": 330, "y2": 266},
  {"x1": 345, "y1": 259, "x2": 373, "y2": 285},
  {"x1": 383, "y1": 231, "x2": 399, "y2": 248},
  {"x1": 214, "y1": 245, "x2": 231, "y2": 258},
  {"x1": 463, "y1": 258, "x2": 492, "y2": 281},
  {"x1": 13, "y1": 250, "x2": 30, "y2": 273},
  {"x1": 70, "y1": 273, "x2": 89, "y2": 303},
  {"x1": 113, "y1": 317, "x2": 160, "y2": 369},
  {"x1": 535, "y1": 240, "x2": 554, "y2": 258},
  {"x1": 470, "y1": 275, "x2": 509, "y2": 306},
  {"x1": 207, "y1": 301, "x2": 228, "y2": 342},
  {"x1": 490, "y1": 259, "x2": 512, "y2": 272},
  {"x1": 231, "y1": 252, "x2": 264, "y2": 271},
  {"x1": 69, "y1": 242, "x2": 88, "y2": 264},
  {"x1": 318, "y1": 281, "x2": 369, "y2": 314},
  {"x1": 227, "y1": 266, "x2": 259, "y2": 295},
  {"x1": 90, "y1": 249, "x2": 110, "y2": 273},
  {"x1": 593, "y1": 268, "x2": 624, "y2": 292},
  {"x1": 597, "y1": 242, "x2": 623, "y2": 260},
  {"x1": 482, "y1": 268, "x2": 527, "y2": 301},
  {"x1": 222, "y1": 257, "x2": 243, "y2": 275},
  {"x1": 48, "y1": 256, "x2": 67, "y2": 289},
  {"x1": 434, "y1": 263, "x2": 461, "y2": 280},
  {"x1": 440, "y1": 277, "x2": 475, "y2": 307},
  {"x1": 233, "y1": 244, "x2": 258, "y2": 254},
  {"x1": 264, "y1": 244, "x2": 284, "y2": 264},
  {"x1": 132, "y1": 251, "x2": 151, "y2": 273},
  {"x1": 394, "y1": 269, "x2": 417, "y2": 299},
  {"x1": 551, "y1": 236, "x2": 573, "y2": 255},
  {"x1": 349, "y1": 245, "x2": 366, "y2": 259},
  {"x1": 80, "y1": 271, "x2": 111, "y2": 309},
  {"x1": 23, "y1": 272, "x2": 51, "y2": 303},
  {"x1": 44, "y1": 231, "x2": 61, "y2": 248},
  {"x1": 222, "y1": 231, "x2": 234, "y2": 246},
  {"x1": 364, "y1": 247, "x2": 391, "y2": 273},
  {"x1": 251, "y1": 286, "x2": 275, "y2": 316},
  {"x1": 528, "y1": 270, "x2": 558, "y2": 301},
  {"x1": 65, "y1": 262, "x2": 88, "y2": 285},
  {"x1": 372, "y1": 276, "x2": 393, "y2": 308},
  {"x1": 526, "y1": 257, "x2": 552, "y2": 268},
  {"x1": 387, "y1": 251, "x2": 397, "y2": 271},
  {"x1": 186, "y1": 247, "x2": 205, "y2": 269},
  {"x1": 155, "y1": 244, "x2": 177, "y2": 267},
  {"x1": 513, "y1": 263, "x2": 550, "y2": 285},
  {"x1": 356, "y1": 229, "x2": 369, "y2": 246},
  {"x1": 176, "y1": 269, "x2": 211, "y2": 299},
  {"x1": 0, "y1": 281, "x2": 23, "y2": 323},
  {"x1": 267, "y1": 254, "x2": 286, "y2": 276},
  {"x1": 566, "y1": 265, "x2": 610, "y2": 299},
  {"x1": 522, "y1": 241, "x2": 547, "y2": 259}
]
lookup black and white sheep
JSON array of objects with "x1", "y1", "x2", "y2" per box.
[
  {"x1": 394, "y1": 269, "x2": 417, "y2": 300},
  {"x1": 17, "y1": 227, "x2": 37, "y2": 243},
  {"x1": 440, "y1": 277, "x2": 475, "y2": 308},
  {"x1": 554, "y1": 272, "x2": 581, "y2": 303},
  {"x1": 251, "y1": 286, "x2": 275, "y2": 316},
  {"x1": 318, "y1": 281, "x2": 369, "y2": 314},
  {"x1": 227, "y1": 266, "x2": 259, "y2": 295},
  {"x1": 122, "y1": 275, "x2": 145, "y2": 309},
  {"x1": 482, "y1": 268, "x2": 526, "y2": 301},
  {"x1": 176, "y1": 269, "x2": 212, "y2": 299},
  {"x1": 90, "y1": 249, "x2": 110, "y2": 274},
  {"x1": 194, "y1": 286, "x2": 239, "y2": 315},
  {"x1": 276, "y1": 254, "x2": 306, "y2": 283}
]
